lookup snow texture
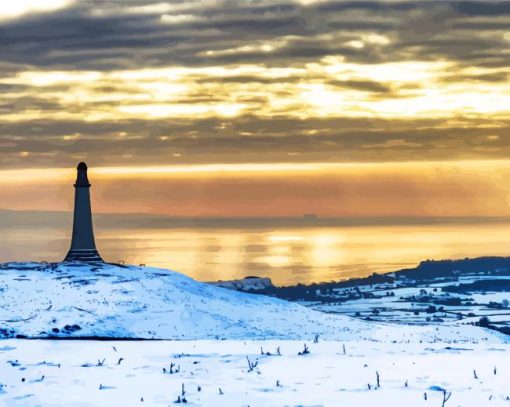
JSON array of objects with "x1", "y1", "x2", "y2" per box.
[
  {"x1": 1, "y1": 339, "x2": 510, "y2": 406},
  {"x1": 0, "y1": 262, "x2": 506, "y2": 343}
]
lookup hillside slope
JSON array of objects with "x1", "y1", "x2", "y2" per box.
[{"x1": 0, "y1": 262, "x2": 506, "y2": 343}]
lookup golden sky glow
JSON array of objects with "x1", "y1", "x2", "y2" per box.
[
  {"x1": 2, "y1": 159, "x2": 510, "y2": 180},
  {"x1": 2, "y1": 60, "x2": 510, "y2": 122},
  {"x1": 2, "y1": 160, "x2": 510, "y2": 218},
  {"x1": 1, "y1": 1, "x2": 510, "y2": 218}
]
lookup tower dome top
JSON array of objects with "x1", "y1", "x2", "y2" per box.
[{"x1": 75, "y1": 161, "x2": 90, "y2": 187}]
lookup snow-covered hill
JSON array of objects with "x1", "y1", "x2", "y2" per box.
[{"x1": 0, "y1": 262, "x2": 506, "y2": 343}]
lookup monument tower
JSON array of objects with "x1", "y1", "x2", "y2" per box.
[{"x1": 64, "y1": 162, "x2": 103, "y2": 262}]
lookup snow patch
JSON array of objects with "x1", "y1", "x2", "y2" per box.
[{"x1": 0, "y1": 262, "x2": 506, "y2": 343}]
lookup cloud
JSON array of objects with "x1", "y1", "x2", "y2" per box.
[
  {"x1": 363, "y1": 139, "x2": 423, "y2": 149},
  {"x1": 327, "y1": 79, "x2": 393, "y2": 94},
  {"x1": 0, "y1": 1, "x2": 507, "y2": 77},
  {"x1": 1, "y1": 114, "x2": 509, "y2": 170},
  {"x1": 0, "y1": 1, "x2": 509, "y2": 169},
  {"x1": 0, "y1": 0, "x2": 74, "y2": 21},
  {"x1": 160, "y1": 14, "x2": 200, "y2": 24},
  {"x1": 0, "y1": 1, "x2": 506, "y2": 71}
]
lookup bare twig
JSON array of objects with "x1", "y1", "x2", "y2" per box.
[
  {"x1": 246, "y1": 356, "x2": 258, "y2": 372},
  {"x1": 298, "y1": 344, "x2": 310, "y2": 356},
  {"x1": 442, "y1": 390, "x2": 452, "y2": 407}
]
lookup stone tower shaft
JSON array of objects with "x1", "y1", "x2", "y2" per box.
[{"x1": 64, "y1": 162, "x2": 103, "y2": 262}]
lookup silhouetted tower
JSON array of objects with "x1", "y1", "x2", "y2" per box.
[{"x1": 64, "y1": 162, "x2": 103, "y2": 262}]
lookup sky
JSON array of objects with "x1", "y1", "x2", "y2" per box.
[{"x1": 1, "y1": 0, "x2": 510, "y2": 218}]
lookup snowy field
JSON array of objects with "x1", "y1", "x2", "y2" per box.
[
  {"x1": 1, "y1": 262, "x2": 509, "y2": 406},
  {"x1": 306, "y1": 280, "x2": 510, "y2": 328},
  {"x1": 1, "y1": 339, "x2": 510, "y2": 406}
]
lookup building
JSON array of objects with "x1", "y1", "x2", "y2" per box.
[{"x1": 64, "y1": 162, "x2": 103, "y2": 263}]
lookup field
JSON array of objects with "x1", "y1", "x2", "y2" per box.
[
  {"x1": 1, "y1": 339, "x2": 510, "y2": 406},
  {"x1": 304, "y1": 276, "x2": 510, "y2": 332},
  {"x1": 1, "y1": 261, "x2": 510, "y2": 406}
]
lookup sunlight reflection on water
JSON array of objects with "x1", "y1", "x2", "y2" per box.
[{"x1": 3, "y1": 222, "x2": 510, "y2": 285}]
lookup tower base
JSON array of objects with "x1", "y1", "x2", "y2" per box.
[{"x1": 64, "y1": 249, "x2": 103, "y2": 263}]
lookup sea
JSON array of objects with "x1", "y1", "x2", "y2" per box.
[{"x1": 2, "y1": 217, "x2": 510, "y2": 286}]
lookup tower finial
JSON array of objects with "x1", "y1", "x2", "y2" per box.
[{"x1": 75, "y1": 161, "x2": 91, "y2": 187}]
